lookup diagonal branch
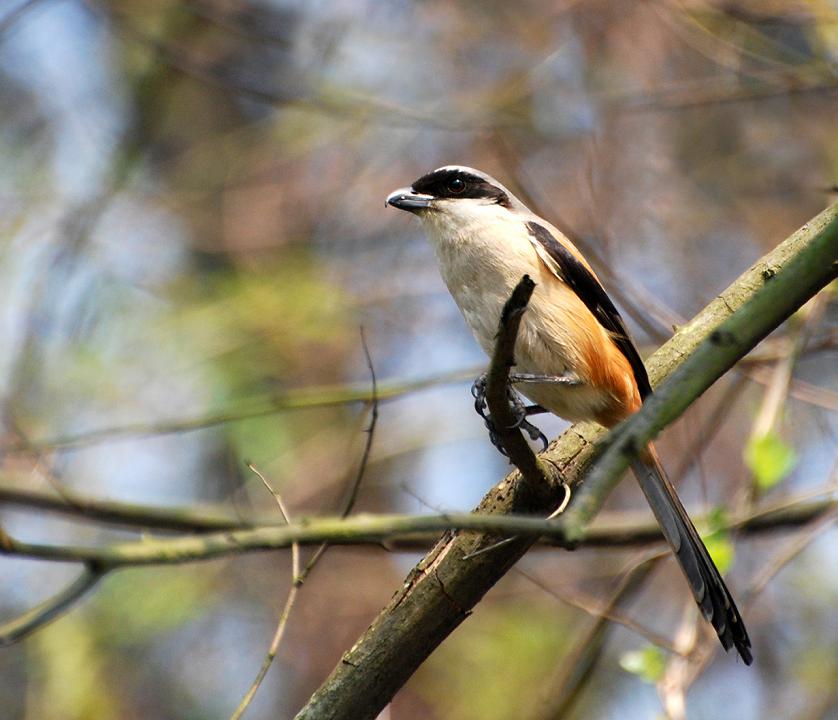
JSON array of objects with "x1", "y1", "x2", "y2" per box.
[
  {"x1": 0, "y1": 564, "x2": 107, "y2": 645},
  {"x1": 562, "y1": 205, "x2": 838, "y2": 540},
  {"x1": 293, "y1": 205, "x2": 838, "y2": 720}
]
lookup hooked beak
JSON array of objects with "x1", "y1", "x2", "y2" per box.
[{"x1": 386, "y1": 187, "x2": 434, "y2": 212}]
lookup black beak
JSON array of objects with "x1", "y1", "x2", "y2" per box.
[{"x1": 386, "y1": 187, "x2": 434, "y2": 211}]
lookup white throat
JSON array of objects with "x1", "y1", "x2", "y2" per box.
[{"x1": 414, "y1": 200, "x2": 541, "y2": 357}]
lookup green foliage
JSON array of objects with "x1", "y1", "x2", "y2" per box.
[
  {"x1": 619, "y1": 645, "x2": 667, "y2": 683},
  {"x1": 28, "y1": 615, "x2": 122, "y2": 719},
  {"x1": 745, "y1": 432, "x2": 798, "y2": 490},
  {"x1": 701, "y1": 507, "x2": 735, "y2": 574},
  {"x1": 156, "y1": 255, "x2": 354, "y2": 463},
  {"x1": 167, "y1": 254, "x2": 351, "y2": 394},
  {"x1": 91, "y1": 566, "x2": 217, "y2": 645}
]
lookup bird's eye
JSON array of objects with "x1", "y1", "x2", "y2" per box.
[{"x1": 448, "y1": 178, "x2": 466, "y2": 194}]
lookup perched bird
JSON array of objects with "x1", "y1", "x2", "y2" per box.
[{"x1": 386, "y1": 165, "x2": 752, "y2": 664}]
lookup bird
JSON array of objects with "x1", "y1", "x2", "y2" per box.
[{"x1": 386, "y1": 164, "x2": 753, "y2": 665}]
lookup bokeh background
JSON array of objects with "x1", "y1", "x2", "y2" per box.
[{"x1": 1, "y1": 1, "x2": 837, "y2": 718}]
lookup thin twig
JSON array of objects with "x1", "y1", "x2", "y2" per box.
[
  {"x1": 675, "y1": 503, "x2": 838, "y2": 694},
  {"x1": 0, "y1": 483, "x2": 258, "y2": 532},
  {"x1": 6, "y1": 331, "x2": 835, "y2": 455},
  {"x1": 457, "y1": 275, "x2": 567, "y2": 559},
  {"x1": 338, "y1": 328, "x2": 379, "y2": 517},
  {"x1": 524, "y1": 555, "x2": 665, "y2": 720},
  {"x1": 230, "y1": 464, "x2": 301, "y2": 720},
  {"x1": 0, "y1": 563, "x2": 107, "y2": 645},
  {"x1": 297, "y1": 328, "x2": 380, "y2": 583},
  {"x1": 747, "y1": 507, "x2": 838, "y2": 599},
  {"x1": 519, "y1": 555, "x2": 676, "y2": 654},
  {"x1": 746, "y1": 291, "x2": 831, "y2": 502},
  {"x1": 5, "y1": 362, "x2": 448, "y2": 453},
  {"x1": 484, "y1": 275, "x2": 555, "y2": 485}
]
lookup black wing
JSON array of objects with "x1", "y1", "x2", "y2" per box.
[{"x1": 526, "y1": 221, "x2": 652, "y2": 399}]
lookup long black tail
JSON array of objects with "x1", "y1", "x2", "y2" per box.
[{"x1": 631, "y1": 448, "x2": 752, "y2": 664}]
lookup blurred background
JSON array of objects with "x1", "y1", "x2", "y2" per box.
[{"x1": 0, "y1": 0, "x2": 836, "y2": 718}]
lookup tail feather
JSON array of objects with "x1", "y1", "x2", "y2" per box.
[{"x1": 631, "y1": 447, "x2": 753, "y2": 665}]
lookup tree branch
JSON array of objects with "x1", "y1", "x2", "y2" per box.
[
  {"x1": 482, "y1": 274, "x2": 557, "y2": 488},
  {"x1": 0, "y1": 497, "x2": 833, "y2": 567},
  {"x1": 1, "y1": 484, "x2": 831, "y2": 552},
  {"x1": 293, "y1": 205, "x2": 838, "y2": 719},
  {"x1": 0, "y1": 564, "x2": 107, "y2": 645},
  {"x1": 0, "y1": 484, "x2": 252, "y2": 532},
  {"x1": 4, "y1": 368, "x2": 471, "y2": 452},
  {"x1": 563, "y1": 205, "x2": 838, "y2": 539}
]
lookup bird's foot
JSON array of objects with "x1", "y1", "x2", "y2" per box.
[{"x1": 471, "y1": 373, "x2": 549, "y2": 453}]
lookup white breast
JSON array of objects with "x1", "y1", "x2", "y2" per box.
[
  {"x1": 418, "y1": 203, "x2": 614, "y2": 422},
  {"x1": 422, "y1": 204, "x2": 534, "y2": 355}
]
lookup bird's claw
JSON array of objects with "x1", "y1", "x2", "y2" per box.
[
  {"x1": 471, "y1": 373, "x2": 549, "y2": 454},
  {"x1": 471, "y1": 374, "x2": 490, "y2": 420}
]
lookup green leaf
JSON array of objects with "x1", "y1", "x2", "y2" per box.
[
  {"x1": 619, "y1": 645, "x2": 667, "y2": 683},
  {"x1": 745, "y1": 432, "x2": 797, "y2": 490},
  {"x1": 703, "y1": 531, "x2": 735, "y2": 574},
  {"x1": 700, "y1": 507, "x2": 734, "y2": 573}
]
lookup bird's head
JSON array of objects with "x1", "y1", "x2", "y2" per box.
[{"x1": 386, "y1": 166, "x2": 528, "y2": 233}]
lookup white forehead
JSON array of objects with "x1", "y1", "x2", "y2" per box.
[{"x1": 434, "y1": 165, "x2": 497, "y2": 184}]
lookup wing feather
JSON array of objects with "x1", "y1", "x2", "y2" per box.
[{"x1": 526, "y1": 221, "x2": 652, "y2": 399}]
